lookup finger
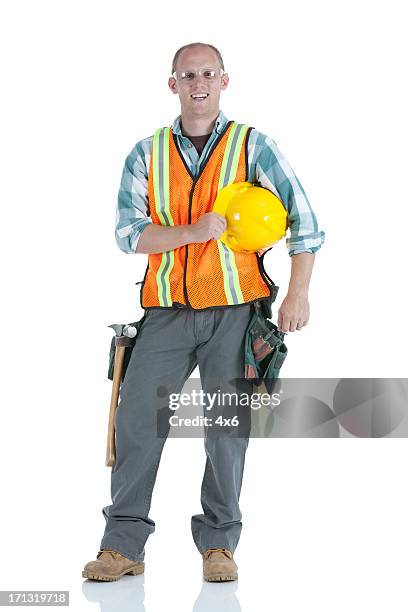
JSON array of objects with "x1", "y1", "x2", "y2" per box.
[
  {"x1": 211, "y1": 217, "x2": 225, "y2": 230},
  {"x1": 214, "y1": 223, "x2": 227, "y2": 237},
  {"x1": 212, "y1": 212, "x2": 227, "y2": 225},
  {"x1": 289, "y1": 318, "x2": 298, "y2": 332},
  {"x1": 212, "y1": 226, "x2": 225, "y2": 239},
  {"x1": 280, "y1": 314, "x2": 290, "y2": 333}
]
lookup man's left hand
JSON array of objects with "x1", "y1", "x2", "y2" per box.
[{"x1": 277, "y1": 291, "x2": 310, "y2": 332}]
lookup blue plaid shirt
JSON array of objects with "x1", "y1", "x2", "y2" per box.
[{"x1": 115, "y1": 110, "x2": 325, "y2": 256}]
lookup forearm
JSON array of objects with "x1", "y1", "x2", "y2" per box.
[
  {"x1": 287, "y1": 252, "x2": 315, "y2": 295},
  {"x1": 135, "y1": 223, "x2": 193, "y2": 254}
]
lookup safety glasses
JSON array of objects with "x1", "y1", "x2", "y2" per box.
[{"x1": 171, "y1": 68, "x2": 225, "y2": 82}]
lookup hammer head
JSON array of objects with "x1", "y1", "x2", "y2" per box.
[
  {"x1": 108, "y1": 323, "x2": 137, "y2": 338},
  {"x1": 108, "y1": 323, "x2": 137, "y2": 349},
  {"x1": 108, "y1": 323, "x2": 125, "y2": 337}
]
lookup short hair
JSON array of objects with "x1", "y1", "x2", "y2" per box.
[{"x1": 171, "y1": 42, "x2": 225, "y2": 75}]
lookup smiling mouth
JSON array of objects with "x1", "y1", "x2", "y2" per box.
[{"x1": 190, "y1": 93, "x2": 209, "y2": 101}]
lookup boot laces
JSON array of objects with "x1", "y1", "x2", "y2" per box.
[
  {"x1": 98, "y1": 549, "x2": 121, "y2": 560},
  {"x1": 205, "y1": 547, "x2": 233, "y2": 559}
]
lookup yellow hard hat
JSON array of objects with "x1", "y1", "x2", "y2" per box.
[{"x1": 213, "y1": 182, "x2": 288, "y2": 253}]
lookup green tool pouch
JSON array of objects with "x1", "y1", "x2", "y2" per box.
[
  {"x1": 244, "y1": 297, "x2": 288, "y2": 394},
  {"x1": 107, "y1": 311, "x2": 148, "y2": 382}
]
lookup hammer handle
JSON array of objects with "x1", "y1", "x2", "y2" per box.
[{"x1": 105, "y1": 345, "x2": 126, "y2": 467}]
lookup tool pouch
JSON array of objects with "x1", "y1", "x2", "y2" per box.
[
  {"x1": 107, "y1": 311, "x2": 148, "y2": 382},
  {"x1": 244, "y1": 298, "x2": 288, "y2": 394}
]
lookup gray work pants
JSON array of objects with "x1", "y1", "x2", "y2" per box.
[{"x1": 100, "y1": 303, "x2": 254, "y2": 563}]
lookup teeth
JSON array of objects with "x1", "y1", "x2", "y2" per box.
[{"x1": 191, "y1": 94, "x2": 208, "y2": 99}]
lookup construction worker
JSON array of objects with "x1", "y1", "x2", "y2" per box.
[{"x1": 82, "y1": 41, "x2": 325, "y2": 583}]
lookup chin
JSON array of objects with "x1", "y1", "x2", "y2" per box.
[{"x1": 191, "y1": 103, "x2": 215, "y2": 114}]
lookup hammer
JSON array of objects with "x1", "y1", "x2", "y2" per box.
[{"x1": 105, "y1": 323, "x2": 137, "y2": 467}]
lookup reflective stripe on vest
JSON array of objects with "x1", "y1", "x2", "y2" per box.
[
  {"x1": 216, "y1": 123, "x2": 250, "y2": 304},
  {"x1": 152, "y1": 127, "x2": 174, "y2": 306}
]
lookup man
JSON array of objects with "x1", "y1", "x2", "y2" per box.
[{"x1": 82, "y1": 42, "x2": 325, "y2": 583}]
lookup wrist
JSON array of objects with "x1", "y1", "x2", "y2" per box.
[
  {"x1": 287, "y1": 285, "x2": 309, "y2": 298},
  {"x1": 181, "y1": 224, "x2": 194, "y2": 245}
]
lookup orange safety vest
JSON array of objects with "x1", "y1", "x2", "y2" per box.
[{"x1": 140, "y1": 120, "x2": 277, "y2": 310}]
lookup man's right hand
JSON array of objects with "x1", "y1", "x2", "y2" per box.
[
  {"x1": 189, "y1": 212, "x2": 227, "y2": 243},
  {"x1": 135, "y1": 213, "x2": 227, "y2": 254}
]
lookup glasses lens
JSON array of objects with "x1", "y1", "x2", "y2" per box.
[
  {"x1": 203, "y1": 70, "x2": 216, "y2": 78},
  {"x1": 180, "y1": 71, "x2": 195, "y2": 81}
]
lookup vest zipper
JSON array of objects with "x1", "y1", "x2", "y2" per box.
[{"x1": 183, "y1": 180, "x2": 197, "y2": 308}]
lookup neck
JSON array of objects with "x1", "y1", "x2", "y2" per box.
[{"x1": 180, "y1": 110, "x2": 220, "y2": 137}]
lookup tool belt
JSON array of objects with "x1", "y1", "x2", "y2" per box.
[
  {"x1": 244, "y1": 293, "x2": 288, "y2": 394},
  {"x1": 107, "y1": 312, "x2": 148, "y2": 382},
  {"x1": 107, "y1": 289, "x2": 288, "y2": 390}
]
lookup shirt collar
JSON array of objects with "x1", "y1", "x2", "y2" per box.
[{"x1": 171, "y1": 110, "x2": 229, "y2": 136}]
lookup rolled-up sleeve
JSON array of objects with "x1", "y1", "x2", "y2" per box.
[
  {"x1": 254, "y1": 134, "x2": 325, "y2": 256},
  {"x1": 115, "y1": 140, "x2": 153, "y2": 254}
]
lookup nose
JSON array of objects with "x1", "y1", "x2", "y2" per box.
[{"x1": 192, "y1": 73, "x2": 207, "y2": 85}]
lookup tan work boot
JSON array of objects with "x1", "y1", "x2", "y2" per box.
[
  {"x1": 82, "y1": 549, "x2": 144, "y2": 581},
  {"x1": 202, "y1": 548, "x2": 238, "y2": 582}
]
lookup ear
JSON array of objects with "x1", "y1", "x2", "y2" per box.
[
  {"x1": 221, "y1": 73, "x2": 229, "y2": 91},
  {"x1": 168, "y1": 77, "x2": 178, "y2": 95}
]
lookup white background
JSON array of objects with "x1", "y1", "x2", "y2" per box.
[{"x1": 1, "y1": 0, "x2": 407, "y2": 610}]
